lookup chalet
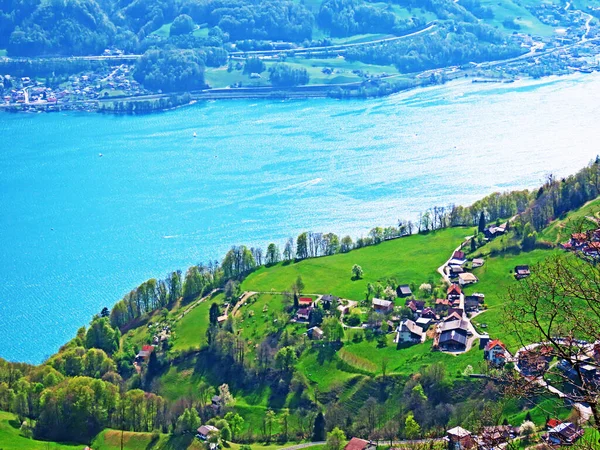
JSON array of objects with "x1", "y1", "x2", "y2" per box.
[
  {"x1": 299, "y1": 297, "x2": 314, "y2": 308},
  {"x1": 484, "y1": 224, "x2": 506, "y2": 239},
  {"x1": 397, "y1": 284, "x2": 412, "y2": 297},
  {"x1": 135, "y1": 345, "x2": 154, "y2": 363},
  {"x1": 421, "y1": 307, "x2": 437, "y2": 319},
  {"x1": 464, "y1": 296, "x2": 481, "y2": 312},
  {"x1": 514, "y1": 265, "x2": 531, "y2": 280},
  {"x1": 372, "y1": 298, "x2": 394, "y2": 313},
  {"x1": 444, "y1": 311, "x2": 463, "y2": 323},
  {"x1": 446, "y1": 426, "x2": 473, "y2": 449},
  {"x1": 484, "y1": 339, "x2": 508, "y2": 366},
  {"x1": 197, "y1": 424, "x2": 219, "y2": 440},
  {"x1": 472, "y1": 258, "x2": 485, "y2": 268},
  {"x1": 458, "y1": 272, "x2": 478, "y2": 286},
  {"x1": 307, "y1": 326, "x2": 324, "y2": 340},
  {"x1": 453, "y1": 250, "x2": 466, "y2": 260},
  {"x1": 449, "y1": 265, "x2": 465, "y2": 277},
  {"x1": 296, "y1": 308, "x2": 311, "y2": 321},
  {"x1": 344, "y1": 437, "x2": 376, "y2": 450},
  {"x1": 321, "y1": 294, "x2": 339, "y2": 309},
  {"x1": 337, "y1": 304, "x2": 350, "y2": 315},
  {"x1": 447, "y1": 284, "x2": 462, "y2": 301},
  {"x1": 435, "y1": 298, "x2": 451, "y2": 312},
  {"x1": 439, "y1": 320, "x2": 470, "y2": 352},
  {"x1": 448, "y1": 258, "x2": 466, "y2": 267},
  {"x1": 405, "y1": 299, "x2": 425, "y2": 313},
  {"x1": 546, "y1": 418, "x2": 562, "y2": 430},
  {"x1": 570, "y1": 232, "x2": 589, "y2": 249},
  {"x1": 545, "y1": 422, "x2": 584, "y2": 445},
  {"x1": 583, "y1": 242, "x2": 600, "y2": 257},
  {"x1": 415, "y1": 317, "x2": 432, "y2": 330},
  {"x1": 396, "y1": 319, "x2": 424, "y2": 344},
  {"x1": 477, "y1": 425, "x2": 516, "y2": 449},
  {"x1": 518, "y1": 350, "x2": 549, "y2": 376}
]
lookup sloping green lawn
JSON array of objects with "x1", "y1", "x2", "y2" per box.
[
  {"x1": 242, "y1": 227, "x2": 472, "y2": 300},
  {"x1": 464, "y1": 248, "x2": 559, "y2": 352},
  {"x1": 171, "y1": 292, "x2": 225, "y2": 352},
  {"x1": 540, "y1": 197, "x2": 600, "y2": 244},
  {"x1": 0, "y1": 411, "x2": 81, "y2": 449}
]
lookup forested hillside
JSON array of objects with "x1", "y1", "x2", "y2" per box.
[{"x1": 0, "y1": 0, "x2": 531, "y2": 56}]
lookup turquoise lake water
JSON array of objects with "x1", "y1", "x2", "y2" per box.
[{"x1": 2, "y1": 73, "x2": 600, "y2": 363}]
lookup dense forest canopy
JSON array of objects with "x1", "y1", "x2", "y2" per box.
[{"x1": 0, "y1": 0, "x2": 519, "y2": 56}]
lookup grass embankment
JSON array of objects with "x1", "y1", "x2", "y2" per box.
[
  {"x1": 242, "y1": 227, "x2": 472, "y2": 300},
  {"x1": 539, "y1": 197, "x2": 600, "y2": 244},
  {"x1": 0, "y1": 410, "x2": 80, "y2": 449}
]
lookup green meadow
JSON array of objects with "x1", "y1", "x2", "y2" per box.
[{"x1": 242, "y1": 227, "x2": 473, "y2": 300}]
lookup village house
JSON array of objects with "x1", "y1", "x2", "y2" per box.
[
  {"x1": 569, "y1": 232, "x2": 589, "y2": 249},
  {"x1": 449, "y1": 265, "x2": 465, "y2": 278},
  {"x1": 446, "y1": 426, "x2": 474, "y2": 449},
  {"x1": 484, "y1": 339, "x2": 508, "y2": 366},
  {"x1": 135, "y1": 345, "x2": 154, "y2": 363},
  {"x1": 458, "y1": 272, "x2": 478, "y2": 286},
  {"x1": 296, "y1": 307, "x2": 311, "y2": 321},
  {"x1": 464, "y1": 296, "x2": 481, "y2": 312},
  {"x1": 447, "y1": 284, "x2": 462, "y2": 301},
  {"x1": 444, "y1": 311, "x2": 463, "y2": 323},
  {"x1": 484, "y1": 223, "x2": 506, "y2": 239},
  {"x1": 307, "y1": 326, "x2": 324, "y2": 340},
  {"x1": 321, "y1": 294, "x2": 339, "y2": 309},
  {"x1": 197, "y1": 424, "x2": 219, "y2": 440},
  {"x1": 477, "y1": 425, "x2": 517, "y2": 449},
  {"x1": 344, "y1": 437, "x2": 376, "y2": 450},
  {"x1": 544, "y1": 422, "x2": 584, "y2": 445},
  {"x1": 583, "y1": 241, "x2": 600, "y2": 257},
  {"x1": 405, "y1": 299, "x2": 425, "y2": 315},
  {"x1": 397, "y1": 284, "x2": 412, "y2": 297},
  {"x1": 421, "y1": 307, "x2": 437, "y2": 319},
  {"x1": 472, "y1": 258, "x2": 485, "y2": 268},
  {"x1": 438, "y1": 320, "x2": 470, "y2": 352},
  {"x1": 435, "y1": 298, "x2": 451, "y2": 313},
  {"x1": 299, "y1": 297, "x2": 314, "y2": 308},
  {"x1": 518, "y1": 349, "x2": 550, "y2": 376},
  {"x1": 396, "y1": 319, "x2": 424, "y2": 344},
  {"x1": 415, "y1": 317, "x2": 432, "y2": 331},
  {"x1": 372, "y1": 297, "x2": 394, "y2": 313},
  {"x1": 514, "y1": 265, "x2": 531, "y2": 280}
]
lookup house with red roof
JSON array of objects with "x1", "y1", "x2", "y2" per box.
[
  {"x1": 484, "y1": 339, "x2": 507, "y2": 366},
  {"x1": 447, "y1": 284, "x2": 462, "y2": 301},
  {"x1": 344, "y1": 437, "x2": 376, "y2": 450},
  {"x1": 299, "y1": 297, "x2": 314, "y2": 307}
]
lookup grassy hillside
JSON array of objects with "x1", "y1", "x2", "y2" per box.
[
  {"x1": 464, "y1": 248, "x2": 560, "y2": 351},
  {"x1": 539, "y1": 197, "x2": 600, "y2": 244},
  {"x1": 0, "y1": 411, "x2": 80, "y2": 449},
  {"x1": 242, "y1": 227, "x2": 472, "y2": 299}
]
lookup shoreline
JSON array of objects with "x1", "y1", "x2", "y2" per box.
[{"x1": 2, "y1": 68, "x2": 598, "y2": 115}]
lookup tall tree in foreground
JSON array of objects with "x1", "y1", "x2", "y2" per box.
[{"x1": 503, "y1": 249, "x2": 600, "y2": 440}]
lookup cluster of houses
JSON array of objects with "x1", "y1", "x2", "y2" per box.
[
  {"x1": 445, "y1": 419, "x2": 584, "y2": 449},
  {"x1": 562, "y1": 229, "x2": 600, "y2": 258},
  {"x1": 0, "y1": 65, "x2": 148, "y2": 112},
  {"x1": 390, "y1": 283, "x2": 486, "y2": 353},
  {"x1": 446, "y1": 250, "x2": 480, "y2": 286}
]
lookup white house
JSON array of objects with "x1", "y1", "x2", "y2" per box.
[{"x1": 396, "y1": 319, "x2": 424, "y2": 344}]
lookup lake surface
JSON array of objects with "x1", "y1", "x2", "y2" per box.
[{"x1": 2, "y1": 73, "x2": 600, "y2": 364}]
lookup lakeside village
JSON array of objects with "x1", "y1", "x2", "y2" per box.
[
  {"x1": 2, "y1": 4, "x2": 600, "y2": 113},
  {"x1": 131, "y1": 221, "x2": 600, "y2": 449}
]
